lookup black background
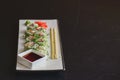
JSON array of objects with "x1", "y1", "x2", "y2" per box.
[{"x1": 0, "y1": 0, "x2": 120, "y2": 80}]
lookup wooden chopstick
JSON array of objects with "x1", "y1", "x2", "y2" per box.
[
  {"x1": 53, "y1": 28, "x2": 57, "y2": 59},
  {"x1": 50, "y1": 28, "x2": 57, "y2": 59},
  {"x1": 50, "y1": 28, "x2": 54, "y2": 59}
]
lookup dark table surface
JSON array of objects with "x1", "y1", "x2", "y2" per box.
[{"x1": 0, "y1": 0, "x2": 120, "y2": 80}]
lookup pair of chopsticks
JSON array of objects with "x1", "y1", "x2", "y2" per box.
[{"x1": 50, "y1": 28, "x2": 57, "y2": 59}]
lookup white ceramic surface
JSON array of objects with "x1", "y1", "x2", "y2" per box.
[{"x1": 16, "y1": 19, "x2": 65, "y2": 71}]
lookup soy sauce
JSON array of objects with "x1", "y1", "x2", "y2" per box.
[{"x1": 23, "y1": 52, "x2": 42, "y2": 62}]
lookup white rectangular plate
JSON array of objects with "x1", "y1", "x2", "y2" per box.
[{"x1": 16, "y1": 19, "x2": 65, "y2": 71}]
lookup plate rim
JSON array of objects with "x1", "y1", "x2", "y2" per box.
[{"x1": 16, "y1": 19, "x2": 66, "y2": 71}]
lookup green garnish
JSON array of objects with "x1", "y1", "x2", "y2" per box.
[{"x1": 25, "y1": 20, "x2": 31, "y2": 26}]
